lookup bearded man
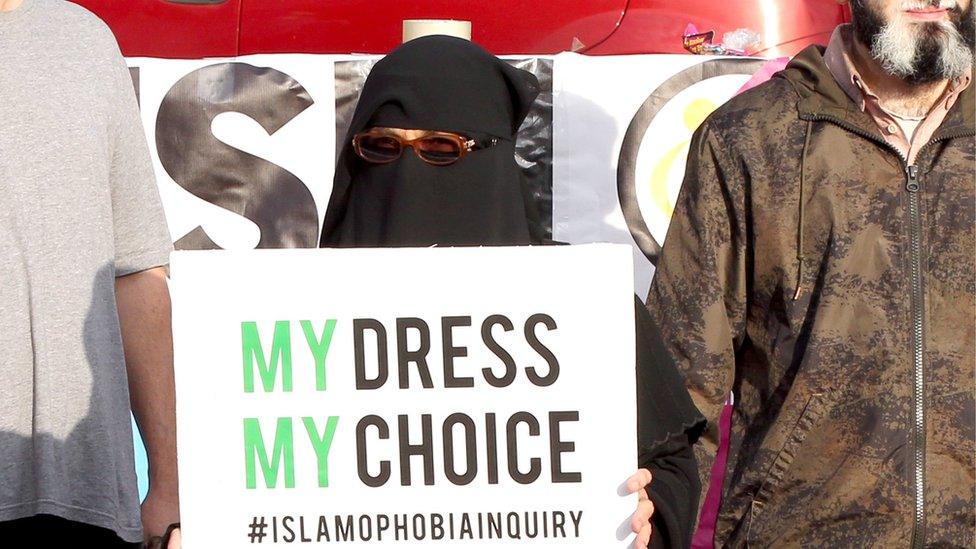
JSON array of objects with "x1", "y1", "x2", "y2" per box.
[{"x1": 645, "y1": 0, "x2": 974, "y2": 546}]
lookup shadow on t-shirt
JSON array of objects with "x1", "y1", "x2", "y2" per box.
[{"x1": 0, "y1": 263, "x2": 141, "y2": 541}]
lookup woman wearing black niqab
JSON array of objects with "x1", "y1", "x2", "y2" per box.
[
  {"x1": 320, "y1": 35, "x2": 706, "y2": 549},
  {"x1": 319, "y1": 34, "x2": 542, "y2": 248}
]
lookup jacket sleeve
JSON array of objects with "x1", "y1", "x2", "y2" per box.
[{"x1": 644, "y1": 121, "x2": 749, "y2": 533}]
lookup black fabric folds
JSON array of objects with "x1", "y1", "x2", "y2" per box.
[{"x1": 319, "y1": 35, "x2": 542, "y2": 247}]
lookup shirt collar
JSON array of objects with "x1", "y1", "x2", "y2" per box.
[{"x1": 823, "y1": 25, "x2": 870, "y2": 110}]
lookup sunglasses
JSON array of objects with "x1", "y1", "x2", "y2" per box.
[{"x1": 352, "y1": 129, "x2": 498, "y2": 166}]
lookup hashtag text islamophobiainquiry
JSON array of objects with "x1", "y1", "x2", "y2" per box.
[{"x1": 247, "y1": 509, "x2": 584, "y2": 544}]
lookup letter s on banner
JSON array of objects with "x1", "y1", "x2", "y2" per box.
[{"x1": 155, "y1": 63, "x2": 319, "y2": 249}]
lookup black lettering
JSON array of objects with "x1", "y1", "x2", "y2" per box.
[
  {"x1": 481, "y1": 315, "x2": 517, "y2": 387},
  {"x1": 549, "y1": 411, "x2": 582, "y2": 483},
  {"x1": 336, "y1": 515, "x2": 354, "y2": 542},
  {"x1": 359, "y1": 515, "x2": 373, "y2": 541},
  {"x1": 570, "y1": 511, "x2": 583, "y2": 537},
  {"x1": 485, "y1": 413, "x2": 499, "y2": 484},
  {"x1": 317, "y1": 515, "x2": 330, "y2": 542},
  {"x1": 525, "y1": 314, "x2": 559, "y2": 386},
  {"x1": 412, "y1": 514, "x2": 427, "y2": 540},
  {"x1": 356, "y1": 415, "x2": 391, "y2": 487},
  {"x1": 442, "y1": 316, "x2": 474, "y2": 387},
  {"x1": 553, "y1": 511, "x2": 566, "y2": 537},
  {"x1": 431, "y1": 513, "x2": 445, "y2": 540},
  {"x1": 396, "y1": 318, "x2": 433, "y2": 389},
  {"x1": 487, "y1": 512, "x2": 502, "y2": 538},
  {"x1": 506, "y1": 412, "x2": 542, "y2": 484},
  {"x1": 442, "y1": 413, "x2": 477, "y2": 485},
  {"x1": 525, "y1": 511, "x2": 539, "y2": 538},
  {"x1": 506, "y1": 512, "x2": 521, "y2": 539},
  {"x1": 282, "y1": 516, "x2": 295, "y2": 543},
  {"x1": 354, "y1": 319, "x2": 388, "y2": 390},
  {"x1": 460, "y1": 513, "x2": 473, "y2": 539},
  {"x1": 399, "y1": 414, "x2": 434, "y2": 485},
  {"x1": 315, "y1": 515, "x2": 332, "y2": 543},
  {"x1": 155, "y1": 63, "x2": 318, "y2": 250},
  {"x1": 394, "y1": 514, "x2": 408, "y2": 540},
  {"x1": 376, "y1": 515, "x2": 389, "y2": 541}
]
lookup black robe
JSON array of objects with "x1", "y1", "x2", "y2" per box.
[{"x1": 319, "y1": 35, "x2": 706, "y2": 548}]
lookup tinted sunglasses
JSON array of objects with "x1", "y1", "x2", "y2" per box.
[{"x1": 352, "y1": 129, "x2": 499, "y2": 166}]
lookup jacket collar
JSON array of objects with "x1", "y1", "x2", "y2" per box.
[
  {"x1": 933, "y1": 78, "x2": 975, "y2": 140},
  {"x1": 781, "y1": 44, "x2": 975, "y2": 140}
]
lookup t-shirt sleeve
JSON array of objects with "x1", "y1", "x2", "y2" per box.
[{"x1": 106, "y1": 45, "x2": 173, "y2": 277}]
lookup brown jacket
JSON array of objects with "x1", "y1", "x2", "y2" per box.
[{"x1": 646, "y1": 45, "x2": 974, "y2": 547}]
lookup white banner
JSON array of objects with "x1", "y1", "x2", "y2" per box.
[
  {"x1": 171, "y1": 245, "x2": 637, "y2": 547},
  {"x1": 552, "y1": 53, "x2": 765, "y2": 297},
  {"x1": 125, "y1": 53, "x2": 766, "y2": 292}
]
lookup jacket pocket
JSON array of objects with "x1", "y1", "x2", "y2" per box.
[{"x1": 745, "y1": 391, "x2": 831, "y2": 546}]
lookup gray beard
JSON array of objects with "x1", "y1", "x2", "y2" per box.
[
  {"x1": 852, "y1": 0, "x2": 975, "y2": 84},
  {"x1": 872, "y1": 19, "x2": 973, "y2": 82}
]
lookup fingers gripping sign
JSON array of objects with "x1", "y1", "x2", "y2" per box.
[{"x1": 625, "y1": 468, "x2": 654, "y2": 548}]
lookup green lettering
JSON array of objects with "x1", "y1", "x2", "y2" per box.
[
  {"x1": 303, "y1": 416, "x2": 340, "y2": 488},
  {"x1": 242, "y1": 321, "x2": 293, "y2": 393},
  {"x1": 243, "y1": 417, "x2": 295, "y2": 489},
  {"x1": 301, "y1": 320, "x2": 337, "y2": 391}
]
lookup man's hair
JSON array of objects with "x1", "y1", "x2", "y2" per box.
[{"x1": 850, "y1": 0, "x2": 975, "y2": 84}]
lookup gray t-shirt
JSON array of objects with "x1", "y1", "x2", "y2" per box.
[{"x1": 0, "y1": 0, "x2": 172, "y2": 541}]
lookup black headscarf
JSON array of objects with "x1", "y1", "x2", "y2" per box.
[{"x1": 319, "y1": 35, "x2": 542, "y2": 247}]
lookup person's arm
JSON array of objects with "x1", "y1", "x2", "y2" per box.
[
  {"x1": 644, "y1": 120, "x2": 748, "y2": 534},
  {"x1": 102, "y1": 27, "x2": 180, "y2": 545},
  {"x1": 628, "y1": 294, "x2": 707, "y2": 549},
  {"x1": 627, "y1": 119, "x2": 749, "y2": 547},
  {"x1": 645, "y1": 437, "x2": 700, "y2": 549},
  {"x1": 623, "y1": 442, "x2": 701, "y2": 549},
  {"x1": 116, "y1": 268, "x2": 180, "y2": 545}
]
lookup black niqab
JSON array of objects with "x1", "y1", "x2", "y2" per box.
[{"x1": 319, "y1": 35, "x2": 542, "y2": 247}]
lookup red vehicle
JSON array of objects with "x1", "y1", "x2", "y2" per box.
[{"x1": 71, "y1": 0, "x2": 849, "y2": 59}]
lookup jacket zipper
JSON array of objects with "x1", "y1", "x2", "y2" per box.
[
  {"x1": 905, "y1": 164, "x2": 925, "y2": 549},
  {"x1": 803, "y1": 114, "x2": 973, "y2": 548}
]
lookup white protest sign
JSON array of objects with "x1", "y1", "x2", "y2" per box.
[{"x1": 171, "y1": 245, "x2": 637, "y2": 547}]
